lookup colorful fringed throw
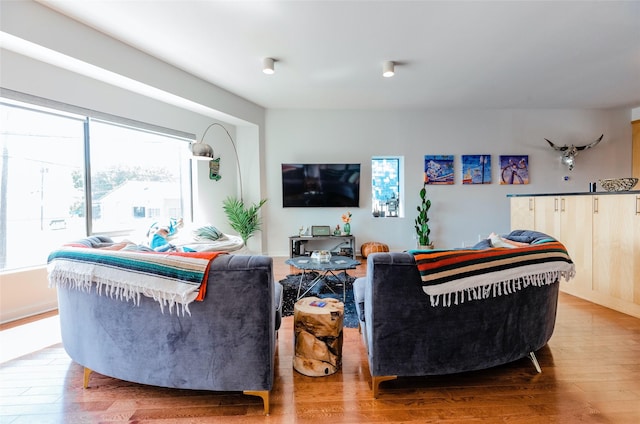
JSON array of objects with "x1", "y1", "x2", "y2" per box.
[
  {"x1": 410, "y1": 241, "x2": 575, "y2": 307},
  {"x1": 47, "y1": 247, "x2": 222, "y2": 314}
]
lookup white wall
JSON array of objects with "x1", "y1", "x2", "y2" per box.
[{"x1": 264, "y1": 108, "x2": 632, "y2": 255}]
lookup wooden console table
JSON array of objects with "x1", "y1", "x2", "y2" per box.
[{"x1": 288, "y1": 235, "x2": 356, "y2": 259}]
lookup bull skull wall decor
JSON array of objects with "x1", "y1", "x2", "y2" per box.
[{"x1": 545, "y1": 134, "x2": 603, "y2": 171}]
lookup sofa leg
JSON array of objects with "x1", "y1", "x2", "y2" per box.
[
  {"x1": 372, "y1": 375, "x2": 397, "y2": 398},
  {"x1": 529, "y1": 352, "x2": 542, "y2": 373},
  {"x1": 83, "y1": 367, "x2": 92, "y2": 388},
  {"x1": 244, "y1": 390, "x2": 270, "y2": 415}
]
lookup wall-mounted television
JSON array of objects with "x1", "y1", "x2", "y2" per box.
[{"x1": 282, "y1": 163, "x2": 360, "y2": 207}]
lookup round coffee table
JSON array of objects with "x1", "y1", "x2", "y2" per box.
[
  {"x1": 285, "y1": 256, "x2": 360, "y2": 302},
  {"x1": 293, "y1": 296, "x2": 344, "y2": 376}
]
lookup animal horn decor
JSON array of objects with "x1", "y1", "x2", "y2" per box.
[{"x1": 545, "y1": 134, "x2": 603, "y2": 171}]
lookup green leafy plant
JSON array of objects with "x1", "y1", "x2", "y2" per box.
[
  {"x1": 414, "y1": 182, "x2": 432, "y2": 248},
  {"x1": 222, "y1": 197, "x2": 268, "y2": 245}
]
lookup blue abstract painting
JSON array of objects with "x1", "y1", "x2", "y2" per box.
[
  {"x1": 462, "y1": 155, "x2": 492, "y2": 184},
  {"x1": 424, "y1": 155, "x2": 454, "y2": 185},
  {"x1": 499, "y1": 155, "x2": 529, "y2": 185}
]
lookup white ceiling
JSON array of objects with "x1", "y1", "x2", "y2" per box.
[{"x1": 41, "y1": 0, "x2": 640, "y2": 110}]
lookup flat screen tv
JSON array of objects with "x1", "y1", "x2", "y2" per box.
[{"x1": 282, "y1": 163, "x2": 360, "y2": 207}]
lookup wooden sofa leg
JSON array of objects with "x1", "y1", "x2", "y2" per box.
[
  {"x1": 244, "y1": 390, "x2": 270, "y2": 415},
  {"x1": 372, "y1": 375, "x2": 397, "y2": 398},
  {"x1": 529, "y1": 352, "x2": 542, "y2": 373},
  {"x1": 83, "y1": 367, "x2": 92, "y2": 388}
]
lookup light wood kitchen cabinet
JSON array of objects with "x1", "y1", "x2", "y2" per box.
[
  {"x1": 557, "y1": 196, "x2": 594, "y2": 296},
  {"x1": 591, "y1": 194, "x2": 640, "y2": 315},
  {"x1": 533, "y1": 196, "x2": 561, "y2": 240},
  {"x1": 510, "y1": 192, "x2": 640, "y2": 318},
  {"x1": 510, "y1": 196, "x2": 535, "y2": 230},
  {"x1": 510, "y1": 195, "x2": 593, "y2": 294}
]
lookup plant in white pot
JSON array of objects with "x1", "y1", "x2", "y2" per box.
[
  {"x1": 222, "y1": 196, "x2": 267, "y2": 246},
  {"x1": 414, "y1": 182, "x2": 433, "y2": 249}
]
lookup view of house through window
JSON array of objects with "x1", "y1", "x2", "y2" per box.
[
  {"x1": 0, "y1": 98, "x2": 192, "y2": 271},
  {"x1": 88, "y1": 120, "x2": 189, "y2": 235},
  {"x1": 371, "y1": 157, "x2": 402, "y2": 218}
]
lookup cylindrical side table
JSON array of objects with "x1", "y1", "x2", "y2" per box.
[{"x1": 293, "y1": 297, "x2": 344, "y2": 377}]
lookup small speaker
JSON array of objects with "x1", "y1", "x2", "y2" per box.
[{"x1": 311, "y1": 226, "x2": 331, "y2": 236}]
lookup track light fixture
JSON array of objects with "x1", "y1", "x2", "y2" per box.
[
  {"x1": 383, "y1": 61, "x2": 395, "y2": 78},
  {"x1": 263, "y1": 57, "x2": 275, "y2": 75}
]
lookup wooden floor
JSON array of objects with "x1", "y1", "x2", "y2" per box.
[{"x1": 1, "y1": 257, "x2": 640, "y2": 423}]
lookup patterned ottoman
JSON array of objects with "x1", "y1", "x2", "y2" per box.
[{"x1": 360, "y1": 241, "x2": 389, "y2": 258}]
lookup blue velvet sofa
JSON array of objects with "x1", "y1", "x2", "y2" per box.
[
  {"x1": 51, "y1": 237, "x2": 282, "y2": 415},
  {"x1": 353, "y1": 231, "x2": 575, "y2": 397}
]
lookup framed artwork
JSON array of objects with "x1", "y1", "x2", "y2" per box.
[
  {"x1": 499, "y1": 155, "x2": 529, "y2": 185},
  {"x1": 424, "y1": 155, "x2": 454, "y2": 185},
  {"x1": 462, "y1": 155, "x2": 491, "y2": 184}
]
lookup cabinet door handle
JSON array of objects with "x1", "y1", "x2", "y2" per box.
[
  {"x1": 561, "y1": 198, "x2": 565, "y2": 212},
  {"x1": 593, "y1": 197, "x2": 599, "y2": 214},
  {"x1": 529, "y1": 198, "x2": 534, "y2": 211},
  {"x1": 554, "y1": 198, "x2": 558, "y2": 212},
  {"x1": 636, "y1": 196, "x2": 640, "y2": 215}
]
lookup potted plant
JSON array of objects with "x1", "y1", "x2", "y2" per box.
[
  {"x1": 222, "y1": 196, "x2": 267, "y2": 246},
  {"x1": 414, "y1": 182, "x2": 433, "y2": 249}
]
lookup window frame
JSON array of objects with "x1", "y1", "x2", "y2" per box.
[
  {"x1": 371, "y1": 156, "x2": 403, "y2": 218},
  {"x1": 0, "y1": 90, "x2": 195, "y2": 271}
]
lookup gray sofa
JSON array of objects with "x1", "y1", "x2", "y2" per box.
[
  {"x1": 353, "y1": 232, "x2": 574, "y2": 397},
  {"x1": 53, "y1": 239, "x2": 282, "y2": 415}
]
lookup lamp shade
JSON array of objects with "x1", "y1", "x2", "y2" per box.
[{"x1": 191, "y1": 141, "x2": 214, "y2": 159}]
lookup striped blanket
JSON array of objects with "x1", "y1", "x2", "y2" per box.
[
  {"x1": 410, "y1": 241, "x2": 575, "y2": 307},
  {"x1": 47, "y1": 247, "x2": 223, "y2": 314}
]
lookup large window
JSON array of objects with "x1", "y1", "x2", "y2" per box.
[
  {"x1": 0, "y1": 97, "x2": 193, "y2": 271},
  {"x1": 371, "y1": 157, "x2": 402, "y2": 218},
  {"x1": 88, "y1": 120, "x2": 189, "y2": 235}
]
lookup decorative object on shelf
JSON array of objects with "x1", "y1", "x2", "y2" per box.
[
  {"x1": 191, "y1": 122, "x2": 244, "y2": 190},
  {"x1": 341, "y1": 211, "x2": 352, "y2": 235},
  {"x1": 334, "y1": 225, "x2": 341, "y2": 236},
  {"x1": 208, "y1": 158, "x2": 221, "y2": 181},
  {"x1": 311, "y1": 250, "x2": 332, "y2": 263},
  {"x1": 545, "y1": 134, "x2": 603, "y2": 171},
  {"x1": 386, "y1": 193, "x2": 399, "y2": 216},
  {"x1": 415, "y1": 182, "x2": 433, "y2": 249},
  {"x1": 222, "y1": 196, "x2": 267, "y2": 246},
  {"x1": 598, "y1": 177, "x2": 638, "y2": 192}
]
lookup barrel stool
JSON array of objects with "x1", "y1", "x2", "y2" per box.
[{"x1": 360, "y1": 241, "x2": 389, "y2": 259}]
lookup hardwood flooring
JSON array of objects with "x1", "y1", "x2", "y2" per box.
[{"x1": 1, "y1": 257, "x2": 640, "y2": 423}]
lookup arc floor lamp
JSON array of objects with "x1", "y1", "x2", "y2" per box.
[{"x1": 191, "y1": 122, "x2": 244, "y2": 201}]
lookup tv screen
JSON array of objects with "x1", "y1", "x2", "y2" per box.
[{"x1": 282, "y1": 163, "x2": 361, "y2": 207}]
